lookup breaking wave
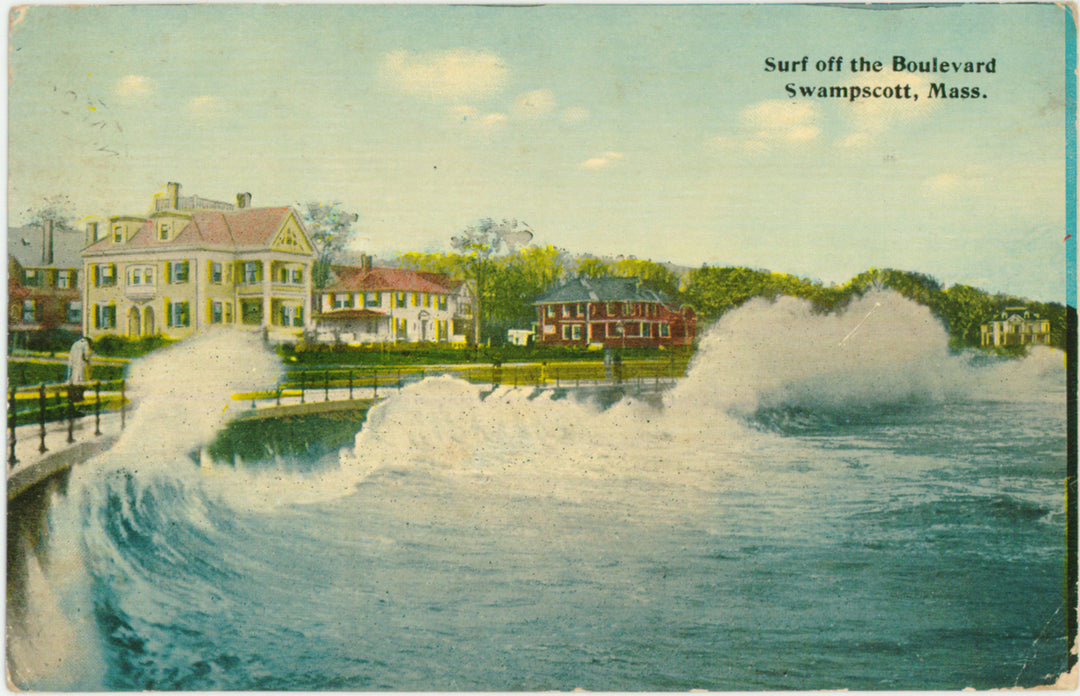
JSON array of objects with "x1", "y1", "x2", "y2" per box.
[{"x1": 6, "y1": 290, "x2": 1067, "y2": 690}]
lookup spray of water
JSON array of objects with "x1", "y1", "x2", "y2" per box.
[
  {"x1": 6, "y1": 292, "x2": 1066, "y2": 690},
  {"x1": 668, "y1": 290, "x2": 1062, "y2": 418},
  {"x1": 108, "y1": 329, "x2": 282, "y2": 467}
]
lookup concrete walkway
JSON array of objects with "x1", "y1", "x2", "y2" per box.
[{"x1": 6, "y1": 410, "x2": 124, "y2": 501}]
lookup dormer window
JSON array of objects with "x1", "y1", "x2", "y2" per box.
[
  {"x1": 158, "y1": 222, "x2": 170, "y2": 240},
  {"x1": 113, "y1": 225, "x2": 123, "y2": 243}
]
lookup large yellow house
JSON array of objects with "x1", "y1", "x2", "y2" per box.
[{"x1": 81, "y1": 183, "x2": 315, "y2": 342}]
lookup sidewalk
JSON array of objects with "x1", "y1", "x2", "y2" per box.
[{"x1": 6, "y1": 410, "x2": 124, "y2": 500}]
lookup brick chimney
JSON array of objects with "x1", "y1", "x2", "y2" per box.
[
  {"x1": 86, "y1": 221, "x2": 99, "y2": 246},
  {"x1": 236, "y1": 192, "x2": 252, "y2": 209},
  {"x1": 361, "y1": 254, "x2": 372, "y2": 272},
  {"x1": 166, "y1": 182, "x2": 180, "y2": 210},
  {"x1": 42, "y1": 219, "x2": 54, "y2": 265}
]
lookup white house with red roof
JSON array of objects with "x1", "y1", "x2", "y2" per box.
[
  {"x1": 81, "y1": 182, "x2": 314, "y2": 342},
  {"x1": 314, "y1": 256, "x2": 474, "y2": 344}
]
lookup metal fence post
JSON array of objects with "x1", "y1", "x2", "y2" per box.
[
  {"x1": 38, "y1": 384, "x2": 48, "y2": 454},
  {"x1": 300, "y1": 371, "x2": 305, "y2": 404},
  {"x1": 120, "y1": 379, "x2": 126, "y2": 430},
  {"x1": 67, "y1": 385, "x2": 75, "y2": 444},
  {"x1": 348, "y1": 370, "x2": 353, "y2": 400},
  {"x1": 8, "y1": 386, "x2": 18, "y2": 468},
  {"x1": 94, "y1": 381, "x2": 102, "y2": 436},
  {"x1": 397, "y1": 369, "x2": 402, "y2": 391},
  {"x1": 324, "y1": 371, "x2": 329, "y2": 401},
  {"x1": 372, "y1": 373, "x2": 377, "y2": 399}
]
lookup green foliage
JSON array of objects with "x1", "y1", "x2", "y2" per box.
[
  {"x1": 577, "y1": 257, "x2": 682, "y2": 299},
  {"x1": 681, "y1": 266, "x2": 832, "y2": 320},
  {"x1": 682, "y1": 264, "x2": 1066, "y2": 352},
  {"x1": 575, "y1": 257, "x2": 612, "y2": 278},
  {"x1": 91, "y1": 333, "x2": 176, "y2": 358},
  {"x1": 396, "y1": 251, "x2": 468, "y2": 277},
  {"x1": 299, "y1": 202, "x2": 360, "y2": 288},
  {"x1": 19, "y1": 328, "x2": 81, "y2": 354},
  {"x1": 7, "y1": 360, "x2": 124, "y2": 387},
  {"x1": 449, "y1": 218, "x2": 536, "y2": 344},
  {"x1": 400, "y1": 233, "x2": 1063, "y2": 355},
  {"x1": 286, "y1": 340, "x2": 688, "y2": 367}
]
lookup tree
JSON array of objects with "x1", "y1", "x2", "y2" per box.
[
  {"x1": 396, "y1": 251, "x2": 468, "y2": 277},
  {"x1": 610, "y1": 258, "x2": 683, "y2": 298},
  {"x1": 450, "y1": 218, "x2": 534, "y2": 344},
  {"x1": 298, "y1": 202, "x2": 359, "y2": 288},
  {"x1": 21, "y1": 194, "x2": 76, "y2": 232},
  {"x1": 575, "y1": 256, "x2": 612, "y2": 278}
]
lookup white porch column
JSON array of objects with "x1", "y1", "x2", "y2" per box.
[{"x1": 261, "y1": 255, "x2": 272, "y2": 329}]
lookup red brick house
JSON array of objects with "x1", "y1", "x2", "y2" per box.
[
  {"x1": 533, "y1": 277, "x2": 695, "y2": 348},
  {"x1": 8, "y1": 221, "x2": 83, "y2": 347}
]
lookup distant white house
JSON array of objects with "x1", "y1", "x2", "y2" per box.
[
  {"x1": 313, "y1": 256, "x2": 474, "y2": 344},
  {"x1": 980, "y1": 307, "x2": 1051, "y2": 348},
  {"x1": 506, "y1": 328, "x2": 533, "y2": 346}
]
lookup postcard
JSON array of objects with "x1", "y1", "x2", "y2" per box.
[{"x1": 5, "y1": 2, "x2": 1076, "y2": 691}]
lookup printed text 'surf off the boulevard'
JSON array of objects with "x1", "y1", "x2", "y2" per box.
[{"x1": 765, "y1": 55, "x2": 996, "y2": 101}]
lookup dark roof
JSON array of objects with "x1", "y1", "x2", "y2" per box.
[
  {"x1": 8, "y1": 225, "x2": 84, "y2": 269},
  {"x1": 534, "y1": 277, "x2": 671, "y2": 305}
]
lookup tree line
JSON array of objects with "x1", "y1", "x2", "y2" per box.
[
  {"x1": 16, "y1": 198, "x2": 1063, "y2": 352},
  {"x1": 393, "y1": 222, "x2": 1066, "y2": 351}
]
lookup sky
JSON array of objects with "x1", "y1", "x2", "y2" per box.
[{"x1": 6, "y1": 2, "x2": 1072, "y2": 301}]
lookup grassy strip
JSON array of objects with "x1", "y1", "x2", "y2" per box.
[
  {"x1": 7, "y1": 361, "x2": 125, "y2": 388},
  {"x1": 280, "y1": 342, "x2": 695, "y2": 366}
]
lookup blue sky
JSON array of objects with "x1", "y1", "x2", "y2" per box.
[{"x1": 7, "y1": 3, "x2": 1071, "y2": 301}]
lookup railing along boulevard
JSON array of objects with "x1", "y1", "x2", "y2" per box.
[{"x1": 7, "y1": 357, "x2": 688, "y2": 467}]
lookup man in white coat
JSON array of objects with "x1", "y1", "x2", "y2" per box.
[{"x1": 67, "y1": 337, "x2": 92, "y2": 385}]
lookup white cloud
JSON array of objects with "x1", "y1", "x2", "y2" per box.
[
  {"x1": 451, "y1": 105, "x2": 506, "y2": 128},
  {"x1": 840, "y1": 72, "x2": 938, "y2": 149},
  {"x1": 115, "y1": 74, "x2": 155, "y2": 99},
  {"x1": 479, "y1": 113, "x2": 507, "y2": 127},
  {"x1": 380, "y1": 49, "x2": 508, "y2": 101},
  {"x1": 512, "y1": 89, "x2": 556, "y2": 117},
  {"x1": 185, "y1": 95, "x2": 229, "y2": 121},
  {"x1": 580, "y1": 151, "x2": 625, "y2": 170},
  {"x1": 561, "y1": 107, "x2": 591, "y2": 123},
  {"x1": 742, "y1": 100, "x2": 821, "y2": 149},
  {"x1": 922, "y1": 170, "x2": 987, "y2": 199}
]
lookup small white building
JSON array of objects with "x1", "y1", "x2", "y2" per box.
[
  {"x1": 980, "y1": 307, "x2": 1051, "y2": 348},
  {"x1": 314, "y1": 257, "x2": 474, "y2": 344},
  {"x1": 506, "y1": 329, "x2": 533, "y2": 346}
]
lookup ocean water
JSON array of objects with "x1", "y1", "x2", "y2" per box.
[{"x1": 6, "y1": 292, "x2": 1069, "y2": 690}]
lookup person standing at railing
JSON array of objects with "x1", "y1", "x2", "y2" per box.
[{"x1": 67, "y1": 336, "x2": 92, "y2": 385}]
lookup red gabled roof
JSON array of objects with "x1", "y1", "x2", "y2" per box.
[
  {"x1": 324, "y1": 266, "x2": 458, "y2": 294},
  {"x1": 82, "y1": 206, "x2": 294, "y2": 254}
]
